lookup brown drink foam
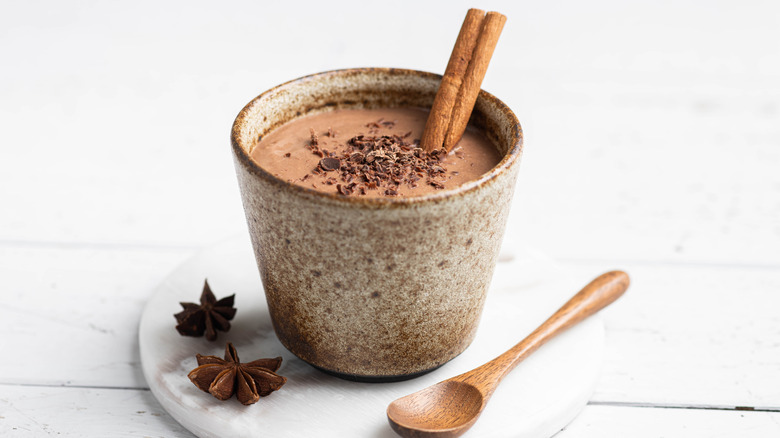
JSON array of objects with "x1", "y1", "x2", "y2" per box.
[{"x1": 250, "y1": 107, "x2": 500, "y2": 198}]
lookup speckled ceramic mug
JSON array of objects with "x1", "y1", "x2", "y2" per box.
[{"x1": 231, "y1": 68, "x2": 523, "y2": 382}]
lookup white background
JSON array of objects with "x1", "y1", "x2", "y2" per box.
[{"x1": 1, "y1": 0, "x2": 779, "y2": 436}]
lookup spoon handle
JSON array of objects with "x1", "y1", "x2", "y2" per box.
[{"x1": 469, "y1": 271, "x2": 629, "y2": 386}]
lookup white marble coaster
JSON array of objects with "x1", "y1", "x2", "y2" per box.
[{"x1": 139, "y1": 236, "x2": 604, "y2": 438}]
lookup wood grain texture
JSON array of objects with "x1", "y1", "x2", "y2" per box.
[
  {"x1": 3, "y1": 386, "x2": 778, "y2": 438},
  {"x1": 464, "y1": 271, "x2": 628, "y2": 389},
  {"x1": 1, "y1": 2, "x2": 777, "y2": 266},
  {"x1": 0, "y1": 245, "x2": 192, "y2": 388},
  {"x1": 558, "y1": 404, "x2": 780, "y2": 438},
  {"x1": 387, "y1": 272, "x2": 629, "y2": 437},
  {"x1": 4, "y1": 247, "x2": 777, "y2": 411},
  {"x1": 0, "y1": 384, "x2": 194, "y2": 437},
  {"x1": 562, "y1": 261, "x2": 780, "y2": 409}
]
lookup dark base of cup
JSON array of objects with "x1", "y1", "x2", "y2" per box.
[{"x1": 309, "y1": 362, "x2": 445, "y2": 383}]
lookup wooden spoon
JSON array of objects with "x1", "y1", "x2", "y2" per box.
[{"x1": 387, "y1": 270, "x2": 630, "y2": 438}]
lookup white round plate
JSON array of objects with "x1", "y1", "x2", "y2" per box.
[{"x1": 140, "y1": 236, "x2": 603, "y2": 438}]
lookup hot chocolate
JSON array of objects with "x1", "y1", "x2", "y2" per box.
[
  {"x1": 250, "y1": 107, "x2": 500, "y2": 198},
  {"x1": 232, "y1": 68, "x2": 523, "y2": 379}
]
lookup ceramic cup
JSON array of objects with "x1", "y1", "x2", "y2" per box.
[{"x1": 231, "y1": 68, "x2": 523, "y2": 382}]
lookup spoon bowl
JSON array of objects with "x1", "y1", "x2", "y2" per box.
[
  {"x1": 386, "y1": 271, "x2": 630, "y2": 437},
  {"x1": 388, "y1": 380, "x2": 485, "y2": 436}
]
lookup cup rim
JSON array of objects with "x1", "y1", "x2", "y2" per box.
[{"x1": 231, "y1": 67, "x2": 523, "y2": 207}]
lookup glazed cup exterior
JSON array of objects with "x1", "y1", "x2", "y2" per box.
[{"x1": 231, "y1": 68, "x2": 523, "y2": 381}]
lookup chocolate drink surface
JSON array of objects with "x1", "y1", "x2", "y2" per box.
[{"x1": 250, "y1": 107, "x2": 500, "y2": 198}]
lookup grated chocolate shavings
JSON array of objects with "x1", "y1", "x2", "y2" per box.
[
  {"x1": 304, "y1": 131, "x2": 450, "y2": 197},
  {"x1": 320, "y1": 157, "x2": 341, "y2": 171}
]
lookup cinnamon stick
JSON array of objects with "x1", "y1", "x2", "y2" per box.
[
  {"x1": 420, "y1": 8, "x2": 485, "y2": 152},
  {"x1": 443, "y1": 11, "x2": 506, "y2": 151}
]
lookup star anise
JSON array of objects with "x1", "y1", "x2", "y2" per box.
[
  {"x1": 188, "y1": 342, "x2": 287, "y2": 405},
  {"x1": 174, "y1": 280, "x2": 236, "y2": 341}
]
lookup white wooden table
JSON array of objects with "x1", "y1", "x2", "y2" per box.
[{"x1": 1, "y1": 1, "x2": 778, "y2": 436}]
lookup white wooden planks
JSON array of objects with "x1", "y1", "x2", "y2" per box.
[
  {"x1": 0, "y1": 385, "x2": 193, "y2": 437},
  {"x1": 3, "y1": 386, "x2": 778, "y2": 438},
  {"x1": 1, "y1": 0, "x2": 778, "y2": 264},
  {"x1": 1, "y1": 0, "x2": 779, "y2": 436},
  {"x1": 562, "y1": 261, "x2": 780, "y2": 409},
  {"x1": 558, "y1": 404, "x2": 780, "y2": 438},
  {"x1": 3, "y1": 245, "x2": 778, "y2": 411},
  {"x1": 0, "y1": 245, "x2": 192, "y2": 388}
]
